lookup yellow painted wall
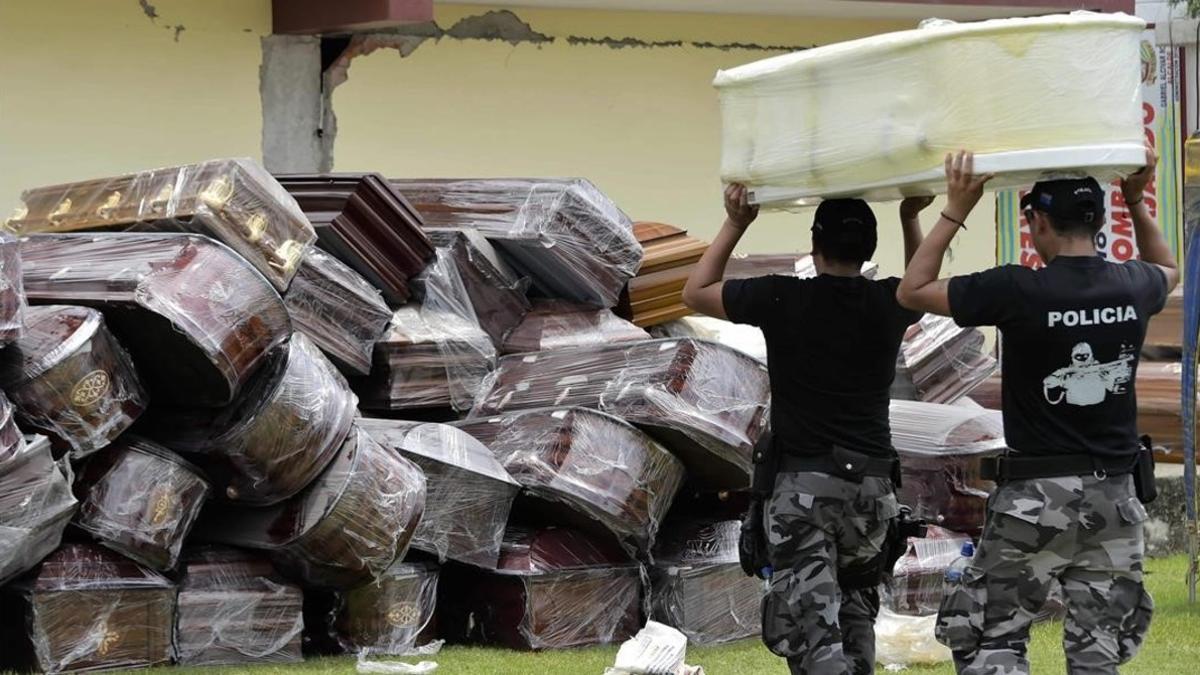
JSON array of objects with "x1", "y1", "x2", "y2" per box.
[
  {"x1": 0, "y1": 0, "x2": 270, "y2": 215},
  {"x1": 333, "y1": 4, "x2": 999, "y2": 279}
]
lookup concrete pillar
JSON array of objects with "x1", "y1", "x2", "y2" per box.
[{"x1": 260, "y1": 34, "x2": 328, "y2": 173}]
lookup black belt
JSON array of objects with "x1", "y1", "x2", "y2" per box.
[
  {"x1": 980, "y1": 453, "x2": 1137, "y2": 482},
  {"x1": 779, "y1": 449, "x2": 899, "y2": 482}
]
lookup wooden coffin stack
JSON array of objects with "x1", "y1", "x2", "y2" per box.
[
  {"x1": 337, "y1": 560, "x2": 439, "y2": 655},
  {"x1": 885, "y1": 526, "x2": 972, "y2": 616},
  {"x1": 894, "y1": 315, "x2": 997, "y2": 404},
  {"x1": 616, "y1": 222, "x2": 708, "y2": 328},
  {"x1": 422, "y1": 230, "x2": 530, "y2": 348},
  {"x1": 1143, "y1": 287, "x2": 1182, "y2": 358},
  {"x1": 0, "y1": 435, "x2": 76, "y2": 586},
  {"x1": 360, "y1": 418, "x2": 519, "y2": 568},
  {"x1": 504, "y1": 300, "x2": 649, "y2": 355},
  {"x1": 456, "y1": 407, "x2": 685, "y2": 555}
]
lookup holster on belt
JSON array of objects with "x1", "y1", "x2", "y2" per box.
[
  {"x1": 1134, "y1": 435, "x2": 1157, "y2": 505},
  {"x1": 740, "y1": 429, "x2": 776, "y2": 579}
]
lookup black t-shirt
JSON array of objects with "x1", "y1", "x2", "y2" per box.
[
  {"x1": 948, "y1": 256, "x2": 1168, "y2": 459},
  {"x1": 723, "y1": 275, "x2": 922, "y2": 458}
]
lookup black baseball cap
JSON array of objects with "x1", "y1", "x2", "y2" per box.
[
  {"x1": 812, "y1": 198, "x2": 877, "y2": 242},
  {"x1": 1020, "y1": 177, "x2": 1105, "y2": 225}
]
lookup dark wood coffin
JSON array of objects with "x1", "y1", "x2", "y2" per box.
[
  {"x1": 470, "y1": 338, "x2": 771, "y2": 488},
  {"x1": 501, "y1": 299, "x2": 649, "y2": 355},
  {"x1": 0, "y1": 544, "x2": 175, "y2": 673},
  {"x1": 360, "y1": 418, "x2": 519, "y2": 568},
  {"x1": 456, "y1": 407, "x2": 684, "y2": 556},
  {"x1": 74, "y1": 437, "x2": 210, "y2": 571},
  {"x1": 276, "y1": 173, "x2": 434, "y2": 306},
  {"x1": 148, "y1": 332, "x2": 356, "y2": 505},
  {"x1": 438, "y1": 526, "x2": 640, "y2": 650},
  {"x1": 392, "y1": 178, "x2": 641, "y2": 308},
  {"x1": 0, "y1": 435, "x2": 77, "y2": 586},
  {"x1": 174, "y1": 547, "x2": 304, "y2": 666},
  {"x1": 285, "y1": 248, "x2": 392, "y2": 375},
  {"x1": 8, "y1": 158, "x2": 315, "y2": 291},
  {"x1": 198, "y1": 426, "x2": 427, "y2": 589},
  {"x1": 0, "y1": 232, "x2": 25, "y2": 344},
  {"x1": 0, "y1": 305, "x2": 146, "y2": 459},
  {"x1": 337, "y1": 560, "x2": 439, "y2": 654},
  {"x1": 20, "y1": 233, "x2": 291, "y2": 407},
  {"x1": 892, "y1": 401, "x2": 1005, "y2": 536},
  {"x1": 885, "y1": 526, "x2": 973, "y2": 616},
  {"x1": 421, "y1": 230, "x2": 530, "y2": 347},
  {"x1": 650, "y1": 519, "x2": 763, "y2": 645},
  {"x1": 895, "y1": 315, "x2": 997, "y2": 405}
]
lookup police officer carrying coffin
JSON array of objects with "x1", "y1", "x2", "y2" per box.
[
  {"x1": 897, "y1": 147, "x2": 1178, "y2": 674},
  {"x1": 682, "y1": 184, "x2": 930, "y2": 674}
]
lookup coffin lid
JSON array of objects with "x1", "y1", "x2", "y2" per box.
[
  {"x1": 359, "y1": 417, "x2": 517, "y2": 486},
  {"x1": 14, "y1": 543, "x2": 172, "y2": 592},
  {"x1": 652, "y1": 520, "x2": 742, "y2": 567},
  {"x1": 495, "y1": 526, "x2": 634, "y2": 575},
  {"x1": 0, "y1": 305, "x2": 102, "y2": 384}
]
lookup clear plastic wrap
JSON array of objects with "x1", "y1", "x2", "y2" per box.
[
  {"x1": 337, "y1": 560, "x2": 439, "y2": 655},
  {"x1": 148, "y1": 332, "x2": 357, "y2": 505},
  {"x1": 393, "y1": 178, "x2": 642, "y2": 308},
  {"x1": 74, "y1": 437, "x2": 210, "y2": 571},
  {"x1": 0, "y1": 435, "x2": 77, "y2": 586},
  {"x1": 0, "y1": 231, "x2": 26, "y2": 344},
  {"x1": 285, "y1": 248, "x2": 393, "y2": 375},
  {"x1": 0, "y1": 393, "x2": 24, "y2": 462},
  {"x1": 360, "y1": 418, "x2": 519, "y2": 568},
  {"x1": 502, "y1": 300, "x2": 649, "y2": 355},
  {"x1": 650, "y1": 316, "x2": 767, "y2": 364},
  {"x1": 470, "y1": 338, "x2": 771, "y2": 488},
  {"x1": 7, "y1": 158, "x2": 315, "y2": 290},
  {"x1": 895, "y1": 315, "x2": 998, "y2": 405},
  {"x1": 456, "y1": 407, "x2": 685, "y2": 556},
  {"x1": 650, "y1": 520, "x2": 763, "y2": 645},
  {"x1": 891, "y1": 400, "x2": 1005, "y2": 535},
  {"x1": 0, "y1": 305, "x2": 146, "y2": 459},
  {"x1": 423, "y1": 229, "x2": 530, "y2": 348},
  {"x1": 0, "y1": 543, "x2": 175, "y2": 673},
  {"x1": 174, "y1": 547, "x2": 305, "y2": 666},
  {"x1": 874, "y1": 609, "x2": 952, "y2": 667},
  {"x1": 883, "y1": 525, "x2": 973, "y2": 616},
  {"x1": 276, "y1": 173, "x2": 435, "y2": 306},
  {"x1": 714, "y1": 12, "x2": 1147, "y2": 205},
  {"x1": 439, "y1": 526, "x2": 641, "y2": 650},
  {"x1": 617, "y1": 222, "x2": 707, "y2": 328},
  {"x1": 19, "y1": 233, "x2": 292, "y2": 407},
  {"x1": 197, "y1": 426, "x2": 427, "y2": 589}
]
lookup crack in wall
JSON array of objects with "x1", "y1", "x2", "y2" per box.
[{"x1": 138, "y1": 0, "x2": 158, "y2": 22}]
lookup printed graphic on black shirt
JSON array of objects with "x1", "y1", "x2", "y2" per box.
[{"x1": 1042, "y1": 342, "x2": 1134, "y2": 407}]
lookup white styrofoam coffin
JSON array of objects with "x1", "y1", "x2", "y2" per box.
[{"x1": 714, "y1": 12, "x2": 1147, "y2": 206}]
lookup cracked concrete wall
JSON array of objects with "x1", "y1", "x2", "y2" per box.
[
  {"x1": 261, "y1": 35, "x2": 325, "y2": 173},
  {"x1": 0, "y1": 0, "x2": 270, "y2": 213}
]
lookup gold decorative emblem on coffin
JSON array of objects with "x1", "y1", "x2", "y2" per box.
[
  {"x1": 3, "y1": 206, "x2": 28, "y2": 233},
  {"x1": 200, "y1": 176, "x2": 234, "y2": 209},
  {"x1": 243, "y1": 212, "x2": 268, "y2": 243},
  {"x1": 96, "y1": 191, "x2": 123, "y2": 220},
  {"x1": 149, "y1": 487, "x2": 175, "y2": 526},
  {"x1": 385, "y1": 602, "x2": 420, "y2": 627},
  {"x1": 48, "y1": 198, "x2": 73, "y2": 224},
  {"x1": 71, "y1": 370, "x2": 112, "y2": 407},
  {"x1": 94, "y1": 618, "x2": 122, "y2": 657},
  {"x1": 270, "y1": 239, "x2": 304, "y2": 275}
]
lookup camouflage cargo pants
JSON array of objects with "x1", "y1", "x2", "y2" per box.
[
  {"x1": 762, "y1": 471, "x2": 900, "y2": 675},
  {"x1": 936, "y1": 473, "x2": 1153, "y2": 675}
]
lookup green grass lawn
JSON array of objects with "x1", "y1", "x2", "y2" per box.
[{"x1": 153, "y1": 555, "x2": 1200, "y2": 674}]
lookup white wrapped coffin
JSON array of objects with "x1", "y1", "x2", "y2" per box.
[{"x1": 714, "y1": 12, "x2": 1146, "y2": 205}]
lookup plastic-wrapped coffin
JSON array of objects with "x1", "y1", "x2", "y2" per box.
[
  {"x1": 0, "y1": 232, "x2": 26, "y2": 344},
  {"x1": 892, "y1": 400, "x2": 1006, "y2": 535},
  {"x1": 7, "y1": 158, "x2": 315, "y2": 290},
  {"x1": 148, "y1": 333, "x2": 357, "y2": 505},
  {"x1": 285, "y1": 248, "x2": 392, "y2": 375},
  {"x1": 0, "y1": 544, "x2": 175, "y2": 673},
  {"x1": 439, "y1": 526, "x2": 641, "y2": 650},
  {"x1": 421, "y1": 229, "x2": 530, "y2": 348},
  {"x1": 74, "y1": 437, "x2": 210, "y2": 571},
  {"x1": 502, "y1": 300, "x2": 649, "y2": 355},
  {"x1": 650, "y1": 520, "x2": 763, "y2": 645},
  {"x1": 0, "y1": 435, "x2": 76, "y2": 586},
  {"x1": 884, "y1": 526, "x2": 972, "y2": 616},
  {"x1": 456, "y1": 408, "x2": 684, "y2": 556},
  {"x1": 175, "y1": 547, "x2": 305, "y2": 666},
  {"x1": 276, "y1": 173, "x2": 435, "y2": 306},
  {"x1": 360, "y1": 418, "x2": 519, "y2": 568},
  {"x1": 894, "y1": 315, "x2": 997, "y2": 405},
  {"x1": 392, "y1": 178, "x2": 642, "y2": 308},
  {"x1": 470, "y1": 338, "x2": 771, "y2": 488},
  {"x1": 197, "y1": 427, "x2": 427, "y2": 589},
  {"x1": 19, "y1": 233, "x2": 291, "y2": 407},
  {"x1": 0, "y1": 393, "x2": 24, "y2": 462},
  {"x1": 336, "y1": 560, "x2": 439, "y2": 655},
  {"x1": 0, "y1": 305, "x2": 146, "y2": 459}
]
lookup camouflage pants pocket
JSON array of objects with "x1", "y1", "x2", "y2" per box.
[
  {"x1": 935, "y1": 565, "x2": 986, "y2": 653},
  {"x1": 1117, "y1": 582, "x2": 1154, "y2": 664},
  {"x1": 761, "y1": 569, "x2": 798, "y2": 657}
]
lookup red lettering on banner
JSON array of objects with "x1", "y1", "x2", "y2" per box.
[
  {"x1": 1143, "y1": 102, "x2": 1155, "y2": 125},
  {"x1": 1021, "y1": 250, "x2": 1044, "y2": 268},
  {"x1": 1112, "y1": 238, "x2": 1135, "y2": 261}
]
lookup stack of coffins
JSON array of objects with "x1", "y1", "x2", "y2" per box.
[
  {"x1": 1143, "y1": 287, "x2": 1182, "y2": 359},
  {"x1": 336, "y1": 560, "x2": 439, "y2": 654},
  {"x1": 884, "y1": 525, "x2": 972, "y2": 615},
  {"x1": 502, "y1": 299, "x2": 648, "y2": 355},
  {"x1": 174, "y1": 547, "x2": 305, "y2": 666},
  {"x1": 616, "y1": 222, "x2": 708, "y2": 327},
  {"x1": 650, "y1": 519, "x2": 763, "y2": 645},
  {"x1": 393, "y1": 178, "x2": 642, "y2": 308},
  {"x1": 0, "y1": 232, "x2": 25, "y2": 343},
  {"x1": 891, "y1": 400, "x2": 1005, "y2": 536},
  {"x1": 456, "y1": 407, "x2": 685, "y2": 555},
  {"x1": 0, "y1": 305, "x2": 146, "y2": 459},
  {"x1": 147, "y1": 333, "x2": 357, "y2": 504},
  {"x1": 894, "y1": 315, "x2": 997, "y2": 404},
  {"x1": 19, "y1": 233, "x2": 291, "y2": 407},
  {"x1": 470, "y1": 338, "x2": 771, "y2": 488},
  {"x1": 198, "y1": 427, "x2": 426, "y2": 588},
  {"x1": 360, "y1": 418, "x2": 519, "y2": 567},
  {"x1": 8, "y1": 158, "x2": 315, "y2": 290},
  {"x1": 276, "y1": 173, "x2": 435, "y2": 306},
  {"x1": 439, "y1": 526, "x2": 641, "y2": 650},
  {"x1": 0, "y1": 434, "x2": 76, "y2": 585},
  {"x1": 74, "y1": 437, "x2": 210, "y2": 570},
  {"x1": 0, "y1": 544, "x2": 176, "y2": 673},
  {"x1": 422, "y1": 229, "x2": 530, "y2": 347},
  {"x1": 284, "y1": 248, "x2": 393, "y2": 375}
]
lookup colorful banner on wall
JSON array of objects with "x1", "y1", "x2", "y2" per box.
[{"x1": 996, "y1": 32, "x2": 1183, "y2": 267}]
